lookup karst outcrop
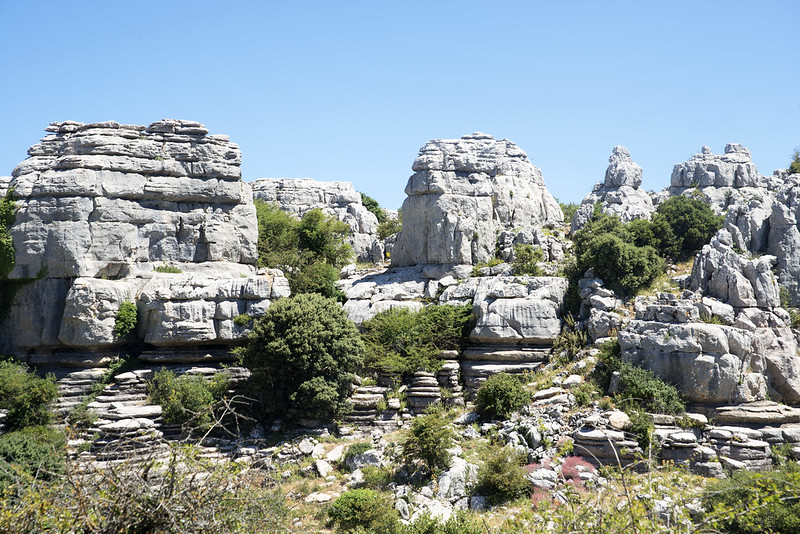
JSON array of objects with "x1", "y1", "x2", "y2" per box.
[
  {"x1": 571, "y1": 146, "x2": 655, "y2": 232},
  {"x1": 251, "y1": 178, "x2": 382, "y2": 264},
  {"x1": 0, "y1": 120, "x2": 288, "y2": 362},
  {"x1": 391, "y1": 133, "x2": 563, "y2": 267}
]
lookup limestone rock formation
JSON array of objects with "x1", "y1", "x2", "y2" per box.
[
  {"x1": 0, "y1": 177, "x2": 10, "y2": 197},
  {"x1": 665, "y1": 143, "x2": 783, "y2": 214},
  {"x1": 250, "y1": 178, "x2": 381, "y2": 264},
  {"x1": 391, "y1": 133, "x2": 563, "y2": 267},
  {"x1": 0, "y1": 120, "x2": 288, "y2": 358},
  {"x1": 571, "y1": 146, "x2": 655, "y2": 232}
]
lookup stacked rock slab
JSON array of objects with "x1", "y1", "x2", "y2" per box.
[
  {"x1": 391, "y1": 133, "x2": 563, "y2": 268},
  {"x1": 0, "y1": 177, "x2": 9, "y2": 198},
  {"x1": 571, "y1": 146, "x2": 655, "y2": 232},
  {"x1": 0, "y1": 120, "x2": 289, "y2": 361},
  {"x1": 250, "y1": 178, "x2": 382, "y2": 264},
  {"x1": 663, "y1": 143, "x2": 784, "y2": 213}
]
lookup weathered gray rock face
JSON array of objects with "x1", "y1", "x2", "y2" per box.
[
  {"x1": 665, "y1": 144, "x2": 783, "y2": 214},
  {"x1": 571, "y1": 146, "x2": 655, "y2": 232},
  {"x1": 0, "y1": 177, "x2": 10, "y2": 198},
  {"x1": 391, "y1": 133, "x2": 563, "y2": 267},
  {"x1": 1, "y1": 120, "x2": 288, "y2": 357},
  {"x1": 250, "y1": 178, "x2": 381, "y2": 264}
]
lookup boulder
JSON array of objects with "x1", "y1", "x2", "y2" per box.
[{"x1": 392, "y1": 133, "x2": 562, "y2": 267}]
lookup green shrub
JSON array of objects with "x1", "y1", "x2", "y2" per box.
[
  {"x1": 652, "y1": 195, "x2": 723, "y2": 260},
  {"x1": 289, "y1": 259, "x2": 344, "y2": 300},
  {"x1": 471, "y1": 257, "x2": 504, "y2": 277},
  {"x1": 154, "y1": 264, "x2": 182, "y2": 273},
  {"x1": 328, "y1": 489, "x2": 399, "y2": 533},
  {"x1": 476, "y1": 447, "x2": 529, "y2": 505},
  {"x1": 0, "y1": 189, "x2": 15, "y2": 280},
  {"x1": 0, "y1": 426, "x2": 65, "y2": 489},
  {"x1": 0, "y1": 361, "x2": 58, "y2": 430},
  {"x1": 401, "y1": 511, "x2": 484, "y2": 534},
  {"x1": 361, "y1": 304, "x2": 473, "y2": 378},
  {"x1": 147, "y1": 369, "x2": 229, "y2": 431},
  {"x1": 703, "y1": 463, "x2": 800, "y2": 534},
  {"x1": 360, "y1": 192, "x2": 386, "y2": 224},
  {"x1": 240, "y1": 293, "x2": 364, "y2": 422},
  {"x1": 233, "y1": 313, "x2": 252, "y2": 327},
  {"x1": 402, "y1": 413, "x2": 455, "y2": 473},
  {"x1": 378, "y1": 211, "x2": 402, "y2": 240},
  {"x1": 789, "y1": 149, "x2": 800, "y2": 175},
  {"x1": 615, "y1": 363, "x2": 685, "y2": 415},
  {"x1": 297, "y1": 208, "x2": 352, "y2": 268},
  {"x1": 360, "y1": 465, "x2": 393, "y2": 489},
  {"x1": 113, "y1": 301, "x2": 138, "y2": 338},
  {"x1": 559, "y1": 201, "x2": 580, "y2": 223},
  {"x1": 576, "y1": 232, "x2": 663, "y2": 296},
  {"x1": 512, "y1": 244, "x2": 544, "y2": 276},
  {"x1": 475, "y1": 373, "x2": 531, "y2": 420},
  {"x1": 342, "y1": 442, "x2": 372, "y2": 471}
]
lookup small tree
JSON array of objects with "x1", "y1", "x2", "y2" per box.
[
  {"x1": 0, "y1": 361, "x2": 58, "y2": 430},
  {"x1": 328, "y1": 489, "x2": 399, "y2": 533},
  {"x1": 476, "y1": 447, "x2": 529, "y2": 505},
  {"x1": 113, "y1": 301, "x2": 138, "y2": 338},
  {"x1": 360, "y1": 192, "x2": 386, "y2": 223},
  {"x1": 240, "y1": 293, "x2": 364, "y2": 421},
  {"x1": 512, "y1": 244, "x2": 544, "y2": 276},
  {"x1": 0, "y1": 189, "x2": 15, "y2": 279},
  {"x1": 653, "y1": 195, "x2": 723, "y2": 260},
  {"x1": 475, "y1": 373, "x2": 531, "y2": 419},
  {"x1": 790, "y1": 149, "x2": 800, "y2": 175},
  {"x1": 402, "y1": 413, "x2": 455, "y2": 473}
]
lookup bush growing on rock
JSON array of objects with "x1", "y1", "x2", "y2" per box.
[
  {"x1": 328, "y1": 489, "x2": 399, "y2": 533},
  {"x1": 475, "y1": 372, "x2": 532, "y2": 420},
  {"x1": 240, "y1": 293, "x2": 364, "y2": 422},
  {"x1": 652, "y1": 195, "x2": 723, "y2": 260},
  {"x1": 476, "y1": 447, "x2": 529, "y2": 505},
  {"x1": 402, "y1": 413, "x2": 455, "y2": 473},
  {"x1": 342, "y1": 442, "x2": 372, "y2": 472},
  {"x1": 511, "y1": 244, "x2": 543, "y2": 276},
  {"x1": 0, "y1": 361, "x2": 58, "y2": 430},
  {"x1": 0, "y1": 426, "x2": 65, "y2": 489},
  {"x1": 0, "y1": 189, "x2": 15, "y2": 279},
  {"x1": 360, "y1": 304, "x2": 473, "y2": 378},
  {"x1": 113, "y1": 300, "x2": 138, "y2": 338},
  {"x1": 147, "y1": 369, "x2": 230, "y2": 432},
  {"x1": 789, "y1": 149, "x2": 800, "y2": 175},
  {"x1": 360, "y1": 192, "x2": 386, "y2": 223},
  {"x1": 378, "y1": 209, "x2": 402, "y2": 240}
]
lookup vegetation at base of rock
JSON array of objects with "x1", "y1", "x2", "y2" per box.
[
  {"x1": 360, "y1": 304, "x2": 473, "y2": 377},
  {"x1": 511, "y1": 243, "x2": 543, "y2": 276},
  {"x1": 559, "y1": 201, "x2": 579, "y2": 223},
  {"x1": 255, "y1": 199, "x2": 352, "y2": 299},
  {"x1": 652, "y1": 195, "x2": 724, "y2": 260},
  {"x1": 360, "y1": 192, "x2": 386, "y2": 223},
  {"x1": 328, "y1": 488, "x2": 400, "y2": 533},
  {"x1": 789, "y1": 149, "x2": 800, "y2": 175},
  {"x1": 360, "y1": 465, "x2": 393, "y2": 489},
  {"x1": 402, "y1": 413, "x2": 455, "y2": 473},
  {"x1": 240, "y1": 293, "x2": 364, "y2": 422},
  {"x1": 342, "y1": 441, "x2": 372, "y2": 472},
  {"x1": 780, "y1": 285, "x2": 800, "y2": 327},
  {"x1": 233, "y1": 313, "x2": 252, "y2": 326},
  {"x1": 0, "y1": 361, "x2": 58, "y2": 430},
  {"x1": 378, "y1": 214, "x2": 402, "y2": 240},
  {"x1": 0, "y1": 189, "x2": 15, "y2": 280},
  {"x1": 475, "y1": 447, "x2": 529, "y2": 505},
  {"x1": 0, "y1": 444, "x2": 290, "y2": 533},
  {"x1": 153, "y1": 264, "x2": 182, "y2": 273},
  {"x1": 147, "y1": 368, "x2": 230, "y2": 431},
  {"x1": 475, "y1": 373, "x2": 532, "y2": 419},
  {"x1": 702, "y1": 462, "x2": 800, "y2": 533},
  {"x1": 113, "y1": 300, "x2": 138, "y2": 338},
  {"x1": 553, "y1": 312, "x2": 587, "y2": 361},
  {"x1": 471, "y1": 257, "x2": 504, "y2": 277},
  {"x1": 0, "y1": 426, "x2": 65, "y2": 489}
]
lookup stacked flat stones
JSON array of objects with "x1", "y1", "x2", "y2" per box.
[
  {"x1": 571, "y1": 146, "x2": 655, "y2": 232},
  {"x1": 1, "y1": 120, "x2": 289, "y2": 358},
  {"x1": 392, "y1": 133, "x2": 563, "y2": 267},
  {"x1": 251, "y1": 178, "x2": 381, "y2": 264}
]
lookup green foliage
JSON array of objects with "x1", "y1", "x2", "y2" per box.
[
  {"x1": 475, "y1": 372, "x2": 531, "y2": 419},
  {"x1": 511, "y1": 244, "x2": 543, "y2": 276},
  {"x1": 342, "y1": 442, "x2": 372, "y2": 471},
  {"x1": 572, "y1": 381, "x2": 601, "y2": 407},
  {"x1": 360, "y1": 192, "x2": 386, "y2": 223},
  {"x1": 471, "y1": 257, "x2": 503, "y2": 277},
  {"x1": 255, "y1": 200, "x2": 352, "y2": 298},
  {"x1": 559, "y1": 201, "x2": 580, "y2": 223},
  {"x1": 0, "y1": 361, "x2": 58, "y2": 430},
  {"x1": 703, "y1": 463, "x2": 800, "y2": 533},
  {"x1": 789, "y1": 149, "x2": 800, "y2": 175},
  {"x1": 240, "y1": 293, "x2": 364, "y2": 422},
  {"x1": 0, "y1": 426, "x2": 65, "y2": 489},
  {"x1": 780, "y1": 285, "x2": 800, "y2": 325},
  {"x1": 153, "y1": 264, "x2": 182, "y2": 273},
  {"x1": 475, "y1": 447, "x2": 529, "y2": 505},
  {"x1": 0, "y1": 189, "x2": 15, "y2": 280},
  {"x1": 700, "y1": 312, "x2": 726, "y2": 325},
  {"x1": 360, "y1": 465, "x2": 393, "y2": 489},
  {"x1": 147, "y1": 369, "x2": 229, "y2": 431},
  {"x1": 402, "y1": 413, "x2": 455, "y2": 473},
  {"x1": 615, "y1": 363, "x2": 685, "y2": 415},
  {"x1": 360, "y1": 304, "x2": 473, "y2": 378},
  {"x1": 652, "y1": 195, "x2": 723, "y2": 260},
  {"x1": 401, "y1": 511, "x2": 484, "y2": 534},
  {"x1": 576, "y1": 231, "x2": 663, "y2": 296},
  {"x1": 328, "y1": 489, "x2": 399, "y2": 533},
  {"x1": 113, "y1": 300, "x2": 138, "y2": 338},
  {"x1": 233, "y1": 313, "x2": 252, "y2": 327},
  {"x1": 378, "y1": 217, "x2": 402, "y2": 240},
  {"x1": 553, "y1": 313, "x2": 588, "y2": 361}
]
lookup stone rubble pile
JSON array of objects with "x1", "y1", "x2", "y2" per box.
[
  {"x1": 571, "y1": 146, "x2": 655, "y2": 232},
  {"x1": 391, "y1": 133, "x2": 563, "y2": 267},
  {"x1": 250, "y1": 178, "x2": 383, "y2": 264}
]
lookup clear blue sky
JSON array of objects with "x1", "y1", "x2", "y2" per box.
[{"x1": 1, "y1": 1, "x2": 798, "y2": 209}]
